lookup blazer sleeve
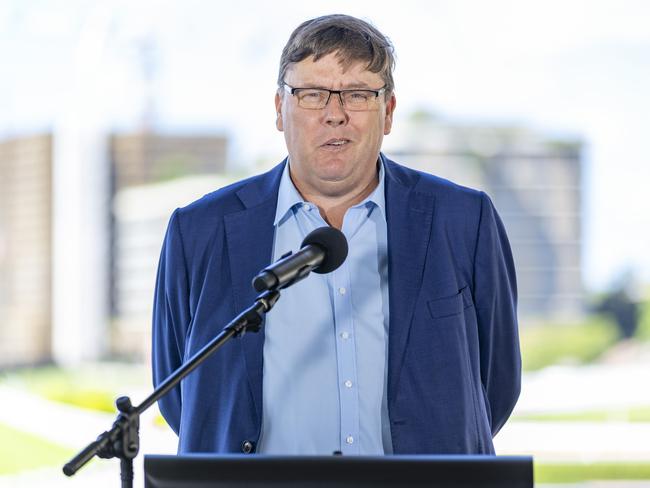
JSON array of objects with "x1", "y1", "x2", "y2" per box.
[
  {"x1": 151, "y1": 209, "x2": 192, "y2": 435},
  {"x1": 472, "y1": 192, "x2": 521, "y2": 436}
]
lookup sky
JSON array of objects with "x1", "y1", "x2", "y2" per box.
[{"x1": 1, "y1": 0, "x2": 649, "y2": 291}]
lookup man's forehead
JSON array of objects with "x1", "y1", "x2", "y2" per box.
[{"x1": 284, "y1": 52, "x2": 382, "y2": 87}]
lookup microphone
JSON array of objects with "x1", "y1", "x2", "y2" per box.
[{"x1": 253, "y1": 226, "x2": 348, "y2": 292}]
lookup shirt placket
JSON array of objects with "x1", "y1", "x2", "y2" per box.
[
  {"x1": 333, "y1": 209, "x2": 364, "y2": 455},
  {"x1": 331, "y1": 260, "x2": 360, "y2": 454}
]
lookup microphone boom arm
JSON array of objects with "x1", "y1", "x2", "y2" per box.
[{"x1": 63, "y1": 289, "x2": 281, "y2": 486}]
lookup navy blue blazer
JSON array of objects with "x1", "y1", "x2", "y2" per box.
[{"x1": 152, "y1": 156, "x2": 521, "y2": 455}]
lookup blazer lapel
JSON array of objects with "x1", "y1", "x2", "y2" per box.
[
  {"x1": 384, "y1": 159, "x2": 435, "y2": 407},
  {"x1": 224, "y1": 161, "x2": 284, "y2": 426}
]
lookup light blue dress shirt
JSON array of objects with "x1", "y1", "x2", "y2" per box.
[{"x1": 257, "y1": 158, "x2": 392, "y2": 455}]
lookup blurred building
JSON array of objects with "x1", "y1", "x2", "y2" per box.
[
  {"x1": 0, "y1": 134, "x2": 53, "y2": 367},
  {"x1": 0, "y1": 131, "x2": 227, "y2": 367},
  {"x1": 111, "y1": 175, "x2": 235, "y2": 359},
  {"x1": 385, "y1": 114, "x2": 583, "y2": 320},
  {"x1": 108, "y1": 132, "x2": 228, "y2": 359},
  {"x1": 110, "y1": 132, "x2": 227, "y2": 188}
]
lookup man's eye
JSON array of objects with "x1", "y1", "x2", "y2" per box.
[
  {"x1": 301, "y1": 90, "x2": 325, "y2": 100},
  {"x1": 348, "y1": 91, "x2": 371, "y2": 101}
]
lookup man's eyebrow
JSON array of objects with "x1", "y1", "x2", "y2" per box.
[
  {"x1": 293, "y1": 82, "x2": 376, "y2": 90},
  {"x1": 341, "y1": 83, "x2": 375, "y2": 90}
]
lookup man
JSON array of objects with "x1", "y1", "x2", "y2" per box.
[{"x1": 152, "y1": 14, "x2": 520, "y2": 456}]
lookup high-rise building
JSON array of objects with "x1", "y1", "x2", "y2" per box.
[{"x1": 0, "y1": 134, "x2": 53, "y2": 366}]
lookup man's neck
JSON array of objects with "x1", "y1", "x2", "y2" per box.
[{"x1": 291, "y1": 171, "x2": 379, "y2": 230}]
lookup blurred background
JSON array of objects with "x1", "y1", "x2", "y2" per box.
[{"x1": 1, "y1": 0, "x2": 649, "y2": 486}]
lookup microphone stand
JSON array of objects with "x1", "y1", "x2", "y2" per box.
[{"x1": 62, "y1": 289, "x2": 281, "y2": 488}]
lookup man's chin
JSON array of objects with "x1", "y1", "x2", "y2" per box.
[
  {"x1": 310, "y1": 157, "x2": 350, "y2": 179},
  {"x1": 313, "y1": 165, "x2": 353, "y2": 184}
]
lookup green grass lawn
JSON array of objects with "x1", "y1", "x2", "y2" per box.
[
  {"x1": 536, "y1": 461, "x2": 650, "y2": 483},
  {"x1": 514, "y1": 405, "x2": 650, "y2": 422},
  {"x1": 0, "y1": 422, "x2": 75, "y2": 475},
  {"x1": 0, "y1": 363, "x2": 147, "y2": 413},
  {"x1": 520, "y1": 316, "x2": 619, "y2": 371}
]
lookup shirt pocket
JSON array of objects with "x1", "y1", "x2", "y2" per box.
[{"x1": 426, "y1": 286, "x2": 473, "y2": 319}]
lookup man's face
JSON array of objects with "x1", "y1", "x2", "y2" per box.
[{"x1": 275, "y1": 52, "x2": 396, "y2": 199}]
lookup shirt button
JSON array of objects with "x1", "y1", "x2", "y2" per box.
[
  {"x1": 303, "y1": 203, "x2": 311, "y2": 211},
  {"x1": 338, "y1": 287, "x2": 346, "y2": 295},
  {"x1": 346, "y1": 436, "x2": 354, "y2": 444},
  {"x1": 340, "y1": 331, "x2": 350, "y2": 340},
  {"x1": 241, "y1": 440, "x2": 255, "y2": 454},
  {"x1": 344, "y1": 380, "x2": 353, "y2": 388}
]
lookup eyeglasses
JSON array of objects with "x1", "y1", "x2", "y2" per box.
[{"x1": 282, "y1": 83, "x2": 387, "y2": 111}]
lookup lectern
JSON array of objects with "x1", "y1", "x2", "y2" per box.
[{"x1": 144, "y1": 454, "x2": 533, "y2": 488}]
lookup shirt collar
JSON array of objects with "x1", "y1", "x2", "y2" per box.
[
  {"x1": 273, "y1": 156, "x2": 387, "y2": 226},
  {"x1": 357, "y1": 155, "x2": 387, "y2": 220},
  {"x1": 274, "y1": 159, "x2": 306, "y2": 226}
]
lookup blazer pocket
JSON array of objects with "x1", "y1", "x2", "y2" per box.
[{"x1": 427, "y1": 286, "x2": 473, "y2": 319}]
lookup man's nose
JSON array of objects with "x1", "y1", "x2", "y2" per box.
[{"x1": 323, "y1": 93, "x2": 348, "y2": 126}]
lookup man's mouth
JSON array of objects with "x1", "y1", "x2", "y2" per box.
[{"x1": 322, "y1": 138, "x2": 351, "y2": 148}]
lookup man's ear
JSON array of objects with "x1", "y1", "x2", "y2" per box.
[
  {"x1": 275, "y1": 92, "x2": 284, "y2": 131},
  {"x1": 383, "y1": 92, "x2": 396, "y2": 135}
]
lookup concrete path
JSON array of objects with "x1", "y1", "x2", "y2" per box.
[
  {"x1": 516, "y1": 364, "x2": 650, "y2": 413},
  {"x1": 494, "y1": 363, "x2": 650, "y2": 463}
]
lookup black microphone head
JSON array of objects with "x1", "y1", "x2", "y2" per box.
[{"x1": 301, "y1": 226, "x2": 348, "y2": 274}]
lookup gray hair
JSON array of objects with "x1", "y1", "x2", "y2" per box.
[{"x1": 278, "y1": 14, "x2": 395, "y2": 94}]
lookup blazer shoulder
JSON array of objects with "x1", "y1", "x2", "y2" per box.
[{"x1": 161, "y1": 162, "x2": 283, "y2": 255}]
